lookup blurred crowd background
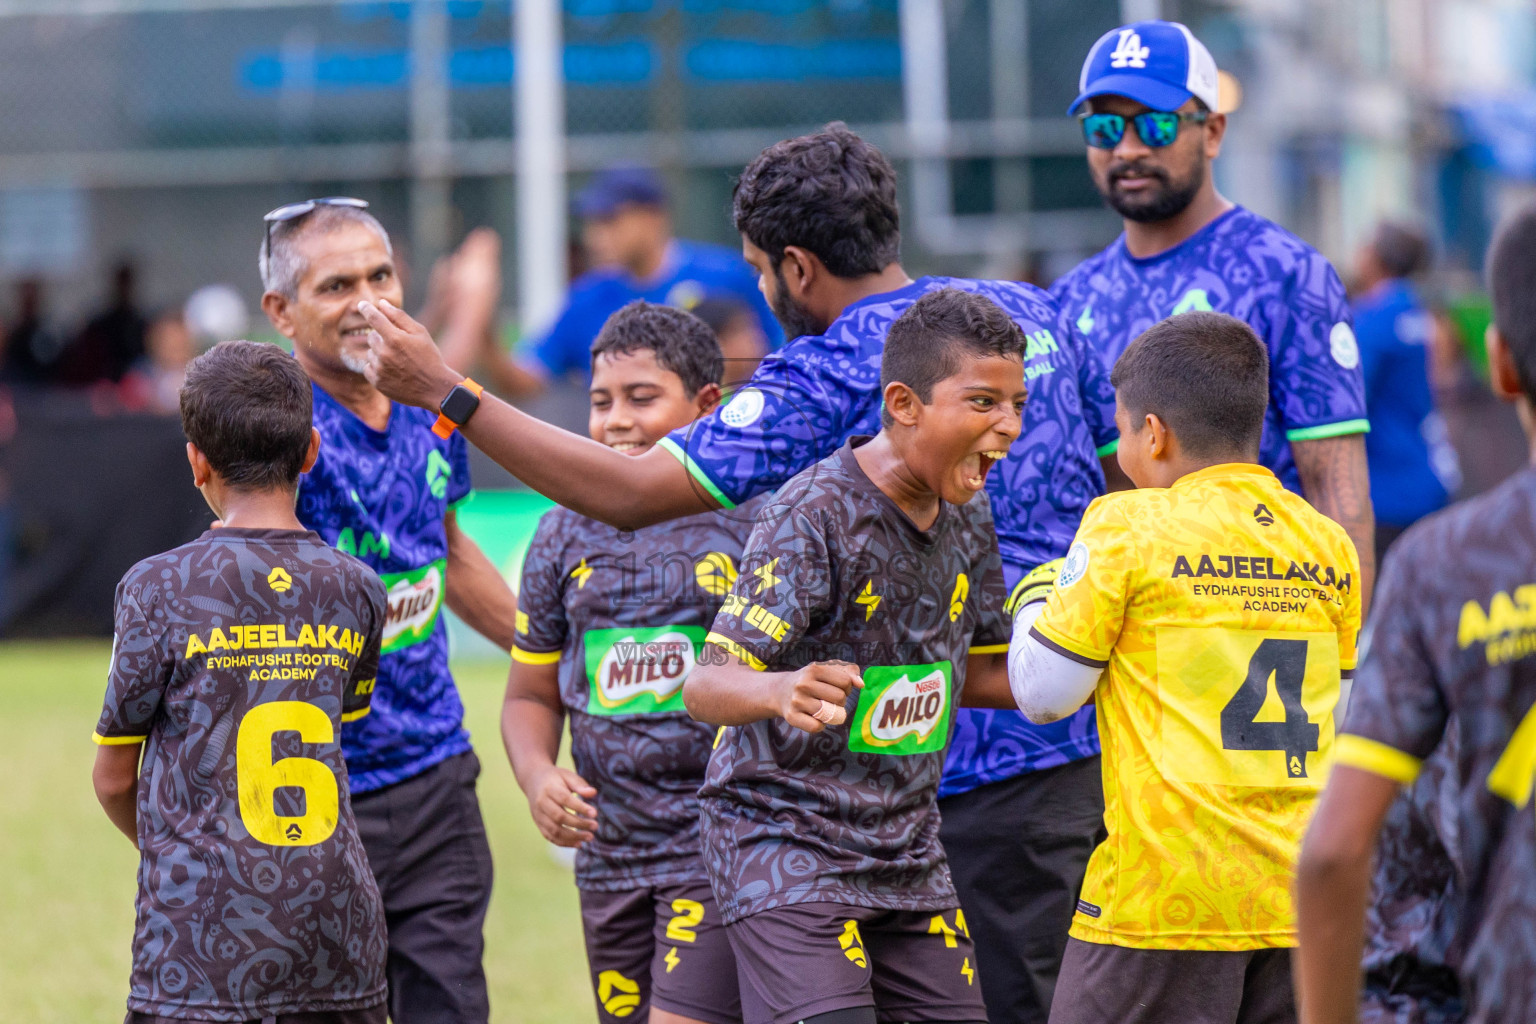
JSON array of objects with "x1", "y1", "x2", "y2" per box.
[{"x1": 2, "y1": 0, "x2": 1533, "y2": 636}]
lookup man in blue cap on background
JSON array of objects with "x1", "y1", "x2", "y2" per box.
[
  {"x1": 1051, "y1": 20, "x2": 1375, "y2": 607},
  {"x1": 495, "y1": 165, "x2": 781, "y2": 398}
]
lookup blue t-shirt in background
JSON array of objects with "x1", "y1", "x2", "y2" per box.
[
  {"x1": 658, "y1": 275, "x2": 1119, "y2": 791},
  {"x1": 1051, "y1": 205, "x2": 1369, "y2": 494},
  {"x1": 530, "y1": 239, "x2": 783, "y2": 381},
  {"x1": 1353, "y1": 279, "x2": 1457, "y2": 527},
  {"x1": 297, "y1": 383, "x2": 474, "y2": 793}
]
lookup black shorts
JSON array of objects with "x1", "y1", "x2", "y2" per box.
[
  {"x1": 579, "y1": 878, "x2": 741, "y2": 1024},
  {"x1": 938, "y1": 754, "x2": 1106, "y2": 1024},
  {"x1": 1048, "y1": 938, "x2": 1294, "y2": 1024},
  {"x1": 127, "y1": 1007, "x2": 385, "y2": 1024},
  {"x1": 725, "y1": 902, "x2": 988, "y2": 1024}
]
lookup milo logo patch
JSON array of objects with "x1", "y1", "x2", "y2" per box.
[
  {"x1": 849, "y1": 661, "x2": 953, "y2": 755},
  {"x1": 379, "y1": 559, "x2": 445, "y2": 654},
  {"x1": 584, "y1": 625, "x2": 706, "y2": 716}
]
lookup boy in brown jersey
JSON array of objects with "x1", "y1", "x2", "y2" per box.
[
  {"x1": 92, "y1": 340, "x2": 388, "y2": 1024},
  {"x1": 682, "y1": 288, "x2": 1022, "y2": 1024},
  {"x1": 1297, "y1": 203, "x2": 1536, "y2": 1023},
  {"x1": 503, "y1": 302, "x2": 755, "y2": 1024}
]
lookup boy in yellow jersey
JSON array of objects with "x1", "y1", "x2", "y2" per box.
[{"x1": 1009, "y1": 310, "x2": 1362, "y2": 1024}]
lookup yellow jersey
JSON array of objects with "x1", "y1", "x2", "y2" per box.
[{"x1": 1032, "y1": 463, "x2": 1361, "y2": 950}]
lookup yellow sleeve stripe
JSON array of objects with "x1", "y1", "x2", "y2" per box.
[
  {"x1": 92, "y1": 732, "x2": 146, "y2": 746},
  {"x1": 512, "y1": 646, "x2": 562, "y2": 665},
  {"x1": 340, "y1": 707, "x2": 372, "y2": 723},
  {"x1": 969, "y1": 643, "x2": 1009, "y2": 655},
  {"x1": 705, "y1": 632, "x2": 766, "y2": 671},
  {"x1": 1334, "y1": 734, "x2": 1422, "y2": 785}
]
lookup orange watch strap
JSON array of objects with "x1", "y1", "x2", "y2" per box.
[{"x1": 431, "y1": 377, "x2": 484, "y2": 439}]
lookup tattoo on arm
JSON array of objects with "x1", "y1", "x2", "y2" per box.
[{"x1": 1292, "y1": 433, "x2": 1375, "y2": 613}]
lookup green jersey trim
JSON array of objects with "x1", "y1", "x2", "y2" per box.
[
  {"x1": 1095, "y1": 438, "x2": 1120, "y2": 457},
  {"x1": 657, "y1": 436, "x2": 737, "y2": 510},
  {"x1": 1286, "y1": 419, "x2": 1371, "y2": 443},
  {"x1": 448, "y1": 490, "x2": 475, "y2": 512}
]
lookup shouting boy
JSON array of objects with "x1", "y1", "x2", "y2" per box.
[
  {"x1": 92, "y1": 340, "x2": 388, "y2": 1024},
  {"x1": 683, "y1": 288, "x2": 1022, "y2": 1024},
  {"x1": 503, "y1": 301, "x2": 756, "y2": 1024}
]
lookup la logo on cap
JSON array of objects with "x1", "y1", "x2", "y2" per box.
[{"x1": 1109, "y1": 29, "x2": 1150, "y2": 69}]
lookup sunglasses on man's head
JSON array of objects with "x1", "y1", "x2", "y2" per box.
[
  {"x1": 1079, "y1": 110, "x2": 1209, "y2": 150},
  {"x1": 262, "y1": 196, "x2": 370, "y2": 255}
]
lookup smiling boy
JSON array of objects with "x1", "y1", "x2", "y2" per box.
[
  {"x1": 682, "y1": 288, "x2": 1021, "y2": 1024},
  {"x1": 503, "y1": 301, "x2": 758, "y2": 1024}
]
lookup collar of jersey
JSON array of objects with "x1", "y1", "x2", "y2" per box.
[
  {"x1": 313, "y1": 379, "x2": 398, "y2": 441},
  {"x1": 1171, "y1": 462, "x2": 1278, "y2": 490},
  {"x1": 1117, "y1": 205, "x2": 1245, "y2": 266},
  {"x1": 839, "y1": 276, "x2": 937, "y2": 320}
]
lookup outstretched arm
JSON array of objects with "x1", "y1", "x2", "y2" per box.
[
  {"x1": 1293, "y1": 433, "x2": 1375, "y2": 614},
  {"x1": 360, "y1": 298, "x2": 718, "y2": 530}
]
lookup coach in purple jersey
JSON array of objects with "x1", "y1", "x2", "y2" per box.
[
  {"x1": 1052, "y1": 20, "x2": 1375, "y2": 607},
  {"x1": 259, "y1": 200, "x2": 519, "y2": 1024}
]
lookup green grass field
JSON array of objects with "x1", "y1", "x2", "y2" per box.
[{"x1": 0, "y1": 640, "x2": 591, "y2": 1023}]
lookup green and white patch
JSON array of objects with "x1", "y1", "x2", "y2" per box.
[
  {"x1": 849, "y1": 660, "x2": 953, "y2": 755},
  {"x1": 379, "y1": 559, "x2": 445, "y2": 654},
  {"x1": 584, "y1": 625, "x2": 706, "y2": 716}
]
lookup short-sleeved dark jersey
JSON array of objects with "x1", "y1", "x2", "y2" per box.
[
  {"x1": 512, "y1": 501, "x2": 758, "y2": 891},
  {"x1": 1340, "y1": 467, "x2": 1536, "y2": 1022},
  {"x1": 698, "y1": 439, "x2": 1012, "y2": 924},
  {"x1": 93, "y1": 528, "x2": 388, "y2": 1021}
]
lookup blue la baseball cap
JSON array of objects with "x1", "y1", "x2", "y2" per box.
[
  {"x1": 575, "y1": 165, "x2": 669, "y2": 219},
  {"x1": 1069, "y1": 20, "x2": 1220, "y2": 116}
]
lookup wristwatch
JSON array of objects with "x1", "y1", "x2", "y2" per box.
[{"x1": 431, "y1": 378, "x2": 484, "y2": 438}]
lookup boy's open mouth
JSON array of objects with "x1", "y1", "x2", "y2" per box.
[{"x1": 960, "y1": 449, "x2": 1008, "y2": 490}]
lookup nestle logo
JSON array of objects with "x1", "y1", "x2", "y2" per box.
[{"x1": 1253, "y1": 503, "x2": 1275, "y2": 526}]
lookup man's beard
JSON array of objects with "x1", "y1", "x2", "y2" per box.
[
  {"x1": 1098, "y1": 158, "x2": 1205, "y2": 223},
  {"x1": 338, "y1": 337, "x2": 372, "y2": 375},
  {"x1": 771, "y1": 265, "x2": 829, "y2": 340}
]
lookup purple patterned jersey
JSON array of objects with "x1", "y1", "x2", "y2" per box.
[
  {"x1": 513, "y1": 500, "x2": 758, "y2": 891},
  {"x1": 658, "y1": 275, "x2": 1118, "y2": 791},
  {"x1": 94, "y1": 528, "x2": 387, "y2": 1020},
  {"x1": 698, "y1": 439, "x2": 1012, "y2": 924},
  {"x1": 1050, "y1": 205, "x2": 1369, "y2": 493},
  {"x1": 296, "y1": 382, "x2": 474, "y2": 793},
  {"x1": 1339, "y1": 467, "x2": 1536, "y2": 1023}
]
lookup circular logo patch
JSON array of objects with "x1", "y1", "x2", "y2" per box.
[
  {"x1": 1058, "y1": 542, "x2": 1090, "y2": 589},
  {"x1": 1329, "y1": 322, "x2": 1360, "y2": 369},
  {"x1": 720, "y1": 388, "x2": 765, "y2": 428}
]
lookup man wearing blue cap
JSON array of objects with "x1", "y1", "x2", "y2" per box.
[
  {"x1": 1042, "y1": 21, "x2": 1373, "y2": 1024},
  {"x1": 1052, "y1": 21, "x2": 1375, "y2": 608},
  {"x1": 496, "y1": 166, "x2": 781, "y2": 398}
]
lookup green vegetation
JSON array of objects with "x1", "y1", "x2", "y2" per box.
[{"x1": 0, "y1": 641, "x2": 589, "y2": 1023}]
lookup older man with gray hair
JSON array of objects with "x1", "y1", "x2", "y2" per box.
[{"x1": 259, "y1": 197, "x2": 518, "y2": 1024}]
